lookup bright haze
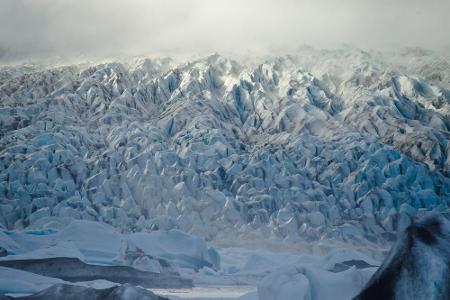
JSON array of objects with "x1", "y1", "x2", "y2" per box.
[{"x1": 0, "y1": 0, "x2": 449, "y2": 62}]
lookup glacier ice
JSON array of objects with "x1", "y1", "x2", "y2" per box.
[
  {"x1": 258, "y1": 264, "x2": 374, "y2": 300},
  {"x1": 1, "y1": 47, "x2": 450, "y2": 298},
  {"x1": 254, "y1": 245, "x2": 378, "y2": 300},
  {"x1": 0, "y1": 220, "x2": 218, "y2": 272},
  {"x1": 1, "y1": 48, "x2": 449, "y2": 250}
]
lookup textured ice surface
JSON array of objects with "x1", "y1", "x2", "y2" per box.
[
  {"x1": 0, "y1": 220, "x2": 218, "y2": 271},
  {"x1": 1, "y1": 48, "x2": 449, "y2": 251},
  {"x1": 212, "y1": 247, "x2": 377, "y2": 300},
  {"x1": 258, "y1": 264, "x2": 375, "y2": 300}
]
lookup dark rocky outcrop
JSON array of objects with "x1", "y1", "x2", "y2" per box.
[{"x1": 354, "y1": 214, "x2": 450, "y2": 300}]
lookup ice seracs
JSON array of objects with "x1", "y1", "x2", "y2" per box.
[
  {"x1": 0, "y1": 283, "x2": 169, "y2": 300},
  {"x1": 0, "y1": 47, "x2": 449, "y2": 250},
  {"x1": 354, "y1": 213, "x2": 450, "y2": 300}
]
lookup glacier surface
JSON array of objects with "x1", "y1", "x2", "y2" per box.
[
  {"x1": 1, "y1": 47, "x2": 450, "y2": 299},
  {"x1": 1, "y1": 48, "x2": 449, "y2": 248}
]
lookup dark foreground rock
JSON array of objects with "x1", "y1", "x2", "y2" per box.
[
  {"x1": 0, "y1": 257, "x2": 192, "y2": 288},
  {"x1": 4, "y1": 283, "x2": 168, "y2": 300},
  {"x1": 329, "y1": 259, "x2": 378, "y2": 273},
  {"x1": 354, "y1": 214, "x2": 450, "y2": 300}
]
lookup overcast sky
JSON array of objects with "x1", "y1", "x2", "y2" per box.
[{"x1": 0, "y1": 0, "x2": 449, "y2": 61}]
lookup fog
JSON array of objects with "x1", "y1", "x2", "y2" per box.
[{"x1": 0, "y1": 0, "x2": 449, "y2": 62}]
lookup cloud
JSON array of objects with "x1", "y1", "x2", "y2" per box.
[{"x1": 0, "y1": 0, "x2": 449, "y2": 62}]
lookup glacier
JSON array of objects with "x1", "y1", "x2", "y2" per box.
[{"x1": 0, "y1": 47, "x2": 450, "y2": 299}]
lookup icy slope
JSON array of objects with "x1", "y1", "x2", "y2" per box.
[{"x1": 0, "y1": 48, "x2": 449, "y2": 248}]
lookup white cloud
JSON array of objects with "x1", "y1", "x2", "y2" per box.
[{"x1": 0, "y1": 0, "x2": 449, "y2": 61}]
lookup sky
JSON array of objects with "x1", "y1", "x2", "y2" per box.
[{"x1": 0, "y1": 0, "x2": 449, "y2": 61}]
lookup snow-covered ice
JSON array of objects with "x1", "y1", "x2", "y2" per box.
[
  {"x1": 0, "y1": 266, "x2": 117, "y2": 296},
  {"x1": 0, "y1": 219, "x2": 381, "y2": 299},
  {"x1": 1, "y1": 47, "x2": 450, "y2": 298},
  {"x1": 0, "y1": 220, "x2": 218, "y2": 272}
]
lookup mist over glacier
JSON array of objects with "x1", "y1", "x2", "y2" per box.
[{"x1": 0, "y1": 0, "x2": 449, "y2": 62}]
